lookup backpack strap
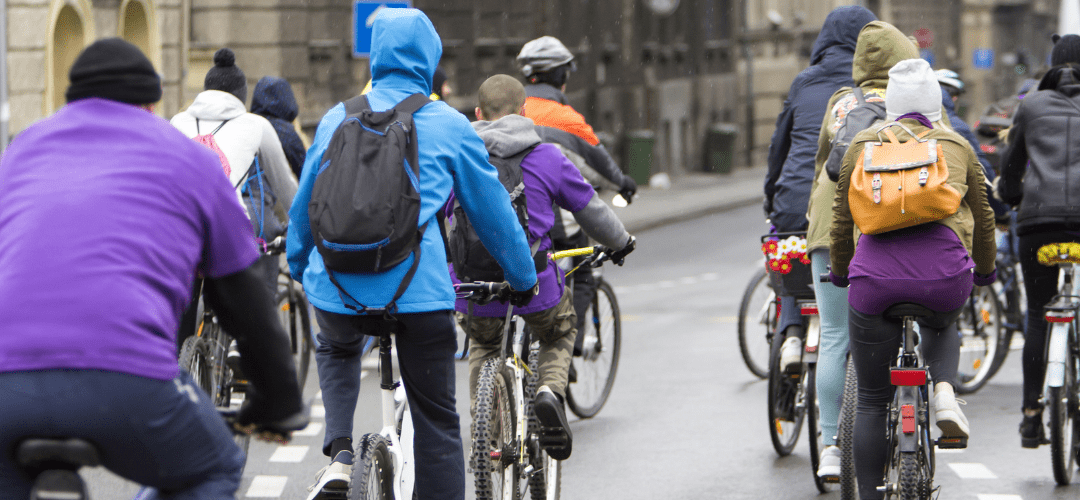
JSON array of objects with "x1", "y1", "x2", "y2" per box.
[
  {"x1": 875, "y1": 121, "x2": 926, "y2": 144},
  {"x1": 853, "y1": 86, "x2": 867, "y2": 106},
  {"x1": 343, "y1": 95, "x2": 370, "y2": 116},
  {"x1": 328, "y1": 222, "x2": 429, "y2": 317},
  {"x1": 393, "y1": 93, "x2": 431, "y2": 115}
]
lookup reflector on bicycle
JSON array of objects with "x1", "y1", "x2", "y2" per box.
[
  {"x1": 800, "y1": 304, "x2": 819, "y2": 315},
  {"x1": 1046, "y1": 312, "x2": 1075, "y2": 323},
  {"x1": 901, "y1": 404, "x2": 916, "y2": 434},
  {"x1": 890, "y1": 368, "x2": 928, "y2": 386}
]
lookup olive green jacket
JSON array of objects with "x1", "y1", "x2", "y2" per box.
[
  {"x1": 806, "y1": 21, "x2": 920, "y2": 252},
  {"x1": 829, "y1": 119, "x2": 997, "y2": 277}
]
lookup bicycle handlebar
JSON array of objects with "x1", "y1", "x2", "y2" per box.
[
  {"x1": 264, "y1": 235, "x2": 287, "y2": 255},
  {"x1": 455, "y1": 282, "x2": 512, "y2": 305},
  {"x1": 551, "y1": 247, "x2": 596, "y2": 260}
]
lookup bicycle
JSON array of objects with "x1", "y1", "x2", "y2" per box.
[
  {"x1": 1032, "y1": 242, "x2": 1080, "y2": 485},
  {"x1": 266, "y1": 235, "x2": 315, "y2": 395},
  {"x1": 737, "y1": 266, "x2": 774, "y2": 379},
  {"x1": 557, "y1": 247, "x2": 622, "y2": 418},
  {"x1": 953, "y1": 284, "x2": 1006, "y2": 394}
]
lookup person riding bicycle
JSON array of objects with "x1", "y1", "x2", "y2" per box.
[
  {"x1": 516, "y1": 35, "x2": 637, "y2": 369},
  {"x1": 829, "y1": 58, "x2": 997, "y2": 500},
  {"x1": 0, "y1": 38, "x2": 307, "y2": 499},
  {"x1": 452, "y1": 74, "x2": 636, "y2": 461},
  {"x1": 998, "y1": 34, "x2": 1080, "y2": 448},
  {"x1": 288, "y1": 10, "x2": 538, "y2": 500}
]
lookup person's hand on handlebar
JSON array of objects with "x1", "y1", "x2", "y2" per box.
[
  {"x1": 507, "y1": 282, "x2": 539, "y2": 307},
  {"x1": 597, "y1": 235, "x2": 636, "y2": 267},
  {"x1": 619, "y1": 176, "x2": 638, "y2": 204}
]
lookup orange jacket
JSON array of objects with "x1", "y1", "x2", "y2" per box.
[{"x1": 523, "y1": 94, "x2": 599, "y2": 146}]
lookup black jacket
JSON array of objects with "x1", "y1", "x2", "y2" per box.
[
  {"x1": 764, "y1": 5, "x2": 876, "y2": 232},
  {"x1": 941, "y1": 86, "x2": 1008, "y2": 219},
  {"x1": 999, "y1": 65, "x2": 1080, "y2": 234}
]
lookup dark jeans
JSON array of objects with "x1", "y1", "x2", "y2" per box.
[
  {"x1": 1018, "y1": 230, "x2": 1080, "y2": 410},
  {"x1": 0, "y1": 370, "x2": 243, "y2": 499},
  {"x1": 314, "y1": 308, "x2": 464, "y2": 500},
  {"x1": 849, "y1": 306, "x2": 961, "y2": 500}
]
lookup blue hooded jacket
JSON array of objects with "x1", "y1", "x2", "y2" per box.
[
  {"x1": 287, "y1": 8, "x2": 537, "y2": 315},
  {"x1": 764, "y1": 5, "x2": 876, "y2": 232}
]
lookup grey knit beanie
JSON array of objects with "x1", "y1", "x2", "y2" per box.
[
  {"x1": 886, "y1": 58, "x2": 942, "y2": 122},
  {"x1": 204, "y1": 48, "x2": 247, "y2": 103}
]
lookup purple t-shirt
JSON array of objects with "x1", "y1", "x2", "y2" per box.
[
  {"x1": 848, "y1": 223, "x2": 974, "y2": 314},
  {"x1": 452, "y1": 143, "x2": 594, "y2": 316},
  {"x1": 0, "y1": 99, "x2": 259, "y2": 380}
]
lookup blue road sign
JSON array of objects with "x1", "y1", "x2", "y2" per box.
[
  {"x1": 973, "y1": 48, "x2": 995, "y2": 69},
  {"x1": 353, "y1": 1, "x2": 411, "y2": 58}
]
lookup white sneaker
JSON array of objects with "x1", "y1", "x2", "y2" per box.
[
  {"x1": 306, "y1": 450, "x2": 352, "y2": 500},
  {"x1": 934, "y1": 384, "x2": 970, "y2": 438},
  {"x1": 779, "y1": 336, "x2": 803, "y2": 373},
  {"x1": 817, "y1": 445, "x2": 841, "y2": 480}
]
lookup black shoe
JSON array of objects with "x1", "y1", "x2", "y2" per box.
[
  {"x1": 568, "y1": 363, "x2": 577, "y2": 384},
  {"x1": 534, "y1": 387, "x2": 572, "y2": 460},
  {"x1": 1020, "y1": 410, "x2": 1049, "y2": 448}
]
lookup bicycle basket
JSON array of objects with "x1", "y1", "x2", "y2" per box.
[{"x1": 761, "y1": 232, "x2": 816, "y2": 299}]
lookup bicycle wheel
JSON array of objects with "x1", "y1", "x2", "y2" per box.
[
  {"x1": 838, "y1": 356, "x2": 858, "y2": 500},
  {"x1": 955, "y1": 286, "x2": 1005, "y2": 394},
  {"x1": 473, "y1": 358, "x2": 518, "y2": 500},
  {"x1": 566, "y1": 279, "x2": 620, "y2": 419},
  {"x1": 738, "y1": 268, "x2": 774, "y2": 379},
  {"x1": 896, "y1": 452, "x2": 927, "y2": 500},
  {"x1": 277, "y1": 285, "x2": 313, "y2": 395},
  {"x1": 179, "y1": 336, "x2": 217, "y2": 397},
  {"x1": 527, "y1": 345, "x2": 560, "y2": 500},
  {"x1": 767, "y1": 326, "x2": 806, "y2": 456},
  {"x1": 1049, "y1": 326, "x2": 1079, "y2": 485},
  {"x1": 806, "y1": 363, "x2": 833, "y2": 493},
  {"x1": 349, "y1": 434, "x2": 394, "y2": 500}
]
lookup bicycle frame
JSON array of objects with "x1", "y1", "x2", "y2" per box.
[
  {"x1": 374, "y1": 332, "x2": 415, "y2": 500},
  {"x1": 1043, "y1": 264, "x2": 1080, "y2": 392}
]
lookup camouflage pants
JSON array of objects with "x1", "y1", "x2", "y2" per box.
[{"x1": 458, "y1": 290, "x2": 577, "y2": 401}]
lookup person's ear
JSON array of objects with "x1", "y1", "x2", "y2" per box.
[{"x1": 475, "y1": 107, "x2": 483, "y2": 121}]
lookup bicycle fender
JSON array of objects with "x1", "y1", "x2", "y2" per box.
[
  {"x1": 1046, "y1": 322, "x2": 1070, "y2": 388},
  {"x1": 897, "y1": 386, "x2": 921, "y2": 453}
]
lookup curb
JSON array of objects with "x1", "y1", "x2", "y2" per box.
[{"x1": 622, "y1": 194, "x2": 761, "y2": 234}]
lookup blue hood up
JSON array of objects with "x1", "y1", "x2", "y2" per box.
[
  {"x1": 370, "y1": 8, "x2": 440, "y2": 96},
  {"x1": 810, "y1": 5, "x2": 877, "y2": 65}
]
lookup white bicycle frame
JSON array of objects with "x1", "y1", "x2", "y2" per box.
[
  {"x1": 801, "y1": 302, "x2": 821, "y2": 364},
  {"x1": 1044, "y1": 264, "x2": 1080, "y2": 390},
  {"x1": 375, "y1": 335, "x2": 416, "y2": 500}
]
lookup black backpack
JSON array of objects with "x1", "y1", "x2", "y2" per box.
[
  {"x1": 448, "y1": 145, "x2": 537, "y2": 282},
  {"x1": 825, "y1": 87, "x2": 886, "y2": 182},
  {"x1": 308, "y1": 93, "x2": 430, "y2": 313}
]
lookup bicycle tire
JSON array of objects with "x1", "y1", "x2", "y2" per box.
[
  {"x1": 806, "y1": 364, "x2": 833, "y2": 493},
  {"x1": 897, "y1": 452, "x2": 925, "y2": 500},
  {"x1": 737, "y1": 268, "x2": 774, "y2": 379},
  {"x1": 277, "y1": 286, "x2": 313, "y2": 395},
  {"x1": 838, "y1": 355, "x2": 858, "y2": 500},
  {"x1": 349, "y1": 434, "x2": 394, "y2": 500},
  {"x1": 179, "y1": 336, "x2": 216, "y2": 398},
  {"x1": 473, "y1": 358, "x2": 518, "y2": 500},
  {"x1": 955, "y1": 286, "x2": 1005, "y2": 394},
  {"x1": 527, "y1": 345, "x2": 561, "y2": 500},
  {"x1": 767, "y1": 326, "x2": 805, "y2": 456},
  {"x1": 1049, "y1": 326, "x2": 1078, "y2": 485},
  {"x1": 566, "y1": 279, "x2": 620, "y2": 419}
]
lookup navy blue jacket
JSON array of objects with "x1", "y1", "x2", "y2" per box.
[
  {"x1": 764, "y1": 6, "x2": 877, "y2": 232},
  {"x1": 941, "y1": 86, "x2": 1008, "y2": 218}
]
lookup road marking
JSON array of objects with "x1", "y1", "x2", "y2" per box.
[
  {"x1": 935, "y1": 448, "x2": 965, "y2": 454},
  {"x1": 269, "y1": 445, "x2": 310, "y2": 463},
  {"x1": 948, "y1": 463, "x2": 997, "y2": 479},
  {"x1": 708, "y1": 316, "x2": 737, "y2": 323},
  {"x1": 294, "y1": 422, "x2": 323, "y2": 437},
  {"x1": 245, "y1": 475, "x2": 288, "y2": 497},
  {"x1": 977, "y1": 495, "x2": 1022, "y2": 500},
  {"x1": 311, "y1": 405, "x2": 325, "y2": 419}
]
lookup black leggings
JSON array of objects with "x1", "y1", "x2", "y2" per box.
[
  {"x1": 849, "y1": 306, "x2": 962, "y2": 500},
  {"x1": 1018, "y1": 230, "x2": 1080, "y2": 410}
]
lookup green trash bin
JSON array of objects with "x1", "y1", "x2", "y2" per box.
[
  {"x1": 625, "y1": 130, "x2": 654, "y2": 186},
  {"x1": 702, "y1": 123, "x2": 739, "y2": 173}
]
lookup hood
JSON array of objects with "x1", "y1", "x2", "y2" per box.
[
  {"x1": 471, "y1": 114, "x2": 542, "y2": 158},
  {"x1": 250, "y1": 76, "x2": 298, "y2": 122},
  {"x1": 940, "y1": 85, "x2": 957, "y2": 112},
  {"x1": 369, "y1": 8, "x2": 440, "y2": 96},
  {"x1": 852, "y1": 21, "x2": 920, "y2": 88},
  {"x1": 1038, "y1": 64, "x2": 1080, "y2": 97},
  {"x1": 184, "y1": 90, "x2": 247, "y2": 120},
  {"x1": 810, "y1": 5, "x2": 877, "y2": 65}
]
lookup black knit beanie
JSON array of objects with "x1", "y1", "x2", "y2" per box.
[
  {"x1": 65, "y1": 38, "x2": 161, "y2": 105},
  {"x1": 204, "y1": 48, "x2": 247, "y2": 103},
  {"x1": 1052, "y1": 34, "x2": 1080, "y2": 66}
]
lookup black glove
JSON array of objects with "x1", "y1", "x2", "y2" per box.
[
  {"x1": 763, "y1": 196, "x2": 773, "y2": 218},
  {"x1": 600, "y1": 236, "x2": 636, "y2": 266},
  {"x1": 619, "y1": 176, "x2": 638, "y2": 204},
  {"x1": 508, "y1": 282, "x2": 539, "y2": 307}
]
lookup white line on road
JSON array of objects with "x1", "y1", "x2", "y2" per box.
[
  {"x1": 269, "y1": 445, "x2": 310, "y2": 463},
  {"x1": 949, "y1": 463, "x2": 998, "y2": 479},
  {"x1": 245, "y1": 476, "x2": 288, "y2": 497},
  {"x1": 977, "y1": 495, "x2": 1022, "y2": 500},
  {"x1": 293, "y1": 422, "x2": 323, "y2": 437},
  {"x1": 935, "y1": 448, "x2": 965, "y2": 454}
]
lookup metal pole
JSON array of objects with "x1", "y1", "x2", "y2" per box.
[
  {"x1": 1, "y1": 0, "x2": 9, "y2": 154},
  {"x1": 740, "y1": 0, "x2": 754, "y2": 169}
]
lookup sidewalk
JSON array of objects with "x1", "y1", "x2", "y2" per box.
[{"x1": 607, "y1": 165, "x2": 766, "y2": 234}]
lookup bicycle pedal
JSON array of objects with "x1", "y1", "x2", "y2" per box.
[
  {"x1": 822, "y1": 476, "x2": 840, "y2": 484},
  {"x1": 935, "y1": 436, "x2": 968, "y2": 449}
]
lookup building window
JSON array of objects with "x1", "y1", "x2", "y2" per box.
[
  {"x1": 46, "y1": 0, "x2": 95, "y2": 114},
  {"x1": 118, "y1": 0, "x2": 161, "y2": 69}
]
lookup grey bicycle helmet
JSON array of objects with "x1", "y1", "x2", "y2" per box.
[
  {"x1": 935, "y1": 69, "x2": 964, "y2": 95},
  {"x1": 517, "y1": 36, "x2": 575, "y2": 77}
]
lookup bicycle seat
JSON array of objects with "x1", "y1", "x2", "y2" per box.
[
  {"x1": 17, "y1": 438, "x2": 100, "y2": 469},
  {"x1": 882, "y1": 303, "x2": 935, "y2": 320}
]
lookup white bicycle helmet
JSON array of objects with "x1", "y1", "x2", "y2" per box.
[
  {"x1": 935, "y1": 69, "x2": 964, "y2": 94},
  {"x1": 517, "y1": 36, "x2": 575, "y2": 77}
]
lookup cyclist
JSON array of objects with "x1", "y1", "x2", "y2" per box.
[
  {"x1": 516, "y1": 35, "x2": 638, "y2": 368},
  {"x1": 252, "y1": 76, "x2": 307, "y2": 179},
  {"x1": 453, "y1": 74, "x2": 636, "y2": 460},
  {"x1": 829, "y1": 58, "x2": 997, "y2": 500},
  {"x1": 0, "y1": 38, "x2": 307, "y2": 499},
  {"x1": 998, "y1": 34, "x2": 1080, "y2": 448},
  {"x1": 289, "y1": 9, "x2": 538, "y2": 500}
]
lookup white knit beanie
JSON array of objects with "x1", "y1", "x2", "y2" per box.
[{"x1": 885, "y1": 58, "x2": 942, "y2": 122}]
